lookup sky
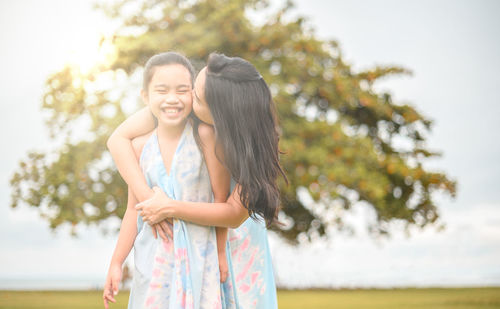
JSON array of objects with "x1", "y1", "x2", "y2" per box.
[{"x1": 0, "y1": 0, "x2": 499, "y2": 289}]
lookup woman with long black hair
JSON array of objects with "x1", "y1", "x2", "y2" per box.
[{"x1": 107, "y1": 53, "x2": 287, "y2": 308}]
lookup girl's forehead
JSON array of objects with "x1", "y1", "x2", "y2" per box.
[
  {"x1": 153, "y1": 64, "x2": 191, "y2": 77},
  {"x1": 151, "y1": 64, "x2": 192, "y2": 84}
]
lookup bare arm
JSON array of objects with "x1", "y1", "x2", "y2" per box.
[
  {"x1": 198, "y1": 123, "x2": 230, "y2": 281},
  {"x1": 109, "y1": 131, "x2": 153, "y2": 264},
  {"x1": 107, "y1": 107, "x2": 156, "y2": 202},
  {"x1": 103, "y1": 186, "x2": 138, "y2": 307},
  {"x1": 198, "y1": 123, "x2": 231, "y2": 206},
  {"x1": 198, "y1": 121, "x2": 231, "y2": 207},
  {"x1": 173, "y1": 186, "x2": 248, "y2": 228},
  {"x1": 109, "y1": 187, "x2": 139, "y2": 266},
  {"x1": 137, "y1": 184, "x2": 249, "y2": 229}
]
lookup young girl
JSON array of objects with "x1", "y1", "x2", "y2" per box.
[
  {"x1": 107, "y1": 53, "x2": 286, "y2": 308},
  {"x1": 103, "y1": 52, "x2": 231, "y2": 309}
]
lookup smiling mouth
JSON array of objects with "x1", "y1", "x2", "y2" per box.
[{"x1": 160, "y1": 106, "x2": 182, "y2": 116}]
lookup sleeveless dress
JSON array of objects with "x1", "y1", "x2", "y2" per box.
[{"x1": 128, "y1": 121, "x2": 278, "y2": 309}]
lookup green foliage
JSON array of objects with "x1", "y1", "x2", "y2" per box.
[{"x1": 10, "y1": 0, "x2": 456, "y2": 242}]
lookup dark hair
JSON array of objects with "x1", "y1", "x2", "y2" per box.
[
  {"x1": 205, "y1": 53, "x2": 287, "y2": 226},
  {"x1": 143, "y1": 51, "x2": 195, "y2": 90}
]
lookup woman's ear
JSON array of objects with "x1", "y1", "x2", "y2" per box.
[{"x1": 141, "y1": 89, "x2": 148, "y2": 106}]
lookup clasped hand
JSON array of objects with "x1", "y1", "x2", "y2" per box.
[{"x1": 135, "y1": 186, "x2": 174, "y2": 241}]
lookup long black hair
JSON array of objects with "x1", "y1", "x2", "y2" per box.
[{"x1": 205, "y1": 53, "x2": 287, "y2": 226}]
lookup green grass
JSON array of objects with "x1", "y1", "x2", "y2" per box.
[
  {"x1": 278, "y1": 288, "x2": 500, "y2": 309},
  {"x1": 0, "y1": 288, "x2": 499, "y2": 309}
]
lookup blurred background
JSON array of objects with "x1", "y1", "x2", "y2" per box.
[{"x1": 1, "y1": 0, "x2": 499, "y2": 292}]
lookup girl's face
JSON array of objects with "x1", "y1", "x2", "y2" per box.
[
  {"x1": 142, "y1": 64, "x2": 193, "y2": 128},
  {"x1": 193, "y1": 67, "x2": 214, "y2": 125}
]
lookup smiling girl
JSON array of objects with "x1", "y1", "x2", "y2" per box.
[
  {"x1": 103, "y1": 52, "x2": 230, "y2": 309},
  {"x1": 107, "y1": 53, "x2": 286, "y2": 308}
]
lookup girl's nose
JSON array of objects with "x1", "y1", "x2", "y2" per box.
[{"x1": 164, "y1": 95, "x2": 179, "y2": 104}]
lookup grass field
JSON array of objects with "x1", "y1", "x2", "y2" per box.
[{"x1": 0, "y1": 288, "x2": 499, "y2": 308}]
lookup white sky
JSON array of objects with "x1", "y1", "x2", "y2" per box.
[{"x1": 0, "y1": 0, "x2": 499, "y2": 289}]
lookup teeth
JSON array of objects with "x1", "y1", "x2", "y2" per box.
[{"x1": 162, "y1": 108, "x2": 180, "y2": 114}]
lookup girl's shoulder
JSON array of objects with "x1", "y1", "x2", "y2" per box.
[{"x1": 197, "y1": 122, "x2": 215, "y2": 142}]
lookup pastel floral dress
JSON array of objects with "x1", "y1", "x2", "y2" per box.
[
  {"x1": 128, "y1": 121, "x2": 278, "y2": 309},
  {"x1": 222, "y1": 213, "x2": 278, "y2": 308},
  {"x1": 128, "y1": 122, "x2": 220, "y2": 309}
]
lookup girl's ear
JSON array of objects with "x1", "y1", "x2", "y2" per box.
[{"x1": 140, "y1": 89, "x2": 148, "y2": 105}]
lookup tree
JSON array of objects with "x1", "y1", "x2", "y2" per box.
[{"x1": 10, "y1": 0, "x2": 456, "y2": 243}]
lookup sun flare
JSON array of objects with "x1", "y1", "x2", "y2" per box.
[{"x1": 67, "y1": 35, "x2": 116, "y2": 74}]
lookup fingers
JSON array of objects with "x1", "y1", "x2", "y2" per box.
[
  {"x1": 103, "y1": 289, "x2": 109, "y2": 309},
  {"x1": 103, "y1": 283, "x2": 116, "y2": 309},
  {"x1": 152, "y1": 186, "x2": 162, "y2": 193},
  {"x1": 103, "y1": 292, "x2": 116, "y2": 308},
  {"x1": 151, "y1": 224, "x2": 158, "y2": 239},
  {"x1": 135, "y1": 201, "x2": 143, "y2": 211},
  {"x1": 103, "y1": 292, "x2": 116, "y2": 307},
  {"x1": 160, "y1": 220, "x2": 173, "y2": 239},
  {"x1": 157, "y1": 222, "x2": 168, "y2": 241},
  {"x1": 111, "y1": 277, "x2": 120, "y2": 297},
  {"x1": 158, "y1": 221, "x2": 173, "y2": 241}
]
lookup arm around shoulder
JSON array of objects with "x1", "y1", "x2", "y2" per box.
[
  {"x1": 106, "y1": 107, "x2": 155, "y2": 150},
  {"x1": 106, "y1": 107, "x2": 155, "y2": 202}
]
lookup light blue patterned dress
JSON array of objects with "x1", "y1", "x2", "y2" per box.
[
  {"x1": 128, "y1": 121, "x2": 278, "y2": 309},
  {"x1": 222, "y1": 208, "x2": 278, "y2": 308}
]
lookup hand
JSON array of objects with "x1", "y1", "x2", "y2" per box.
[
  {"x1": 103, "y1": 263, "x2": 122, "y2": 309},
  {"x1": 135, "y1": 186, "x2": 173, "y2": 225},
  {"x1": 151, "y1": 220, "x2": 173, "y2": 241},
  {"x1": 218, "y1": 252, "x2": 229, "y2": 283}
]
